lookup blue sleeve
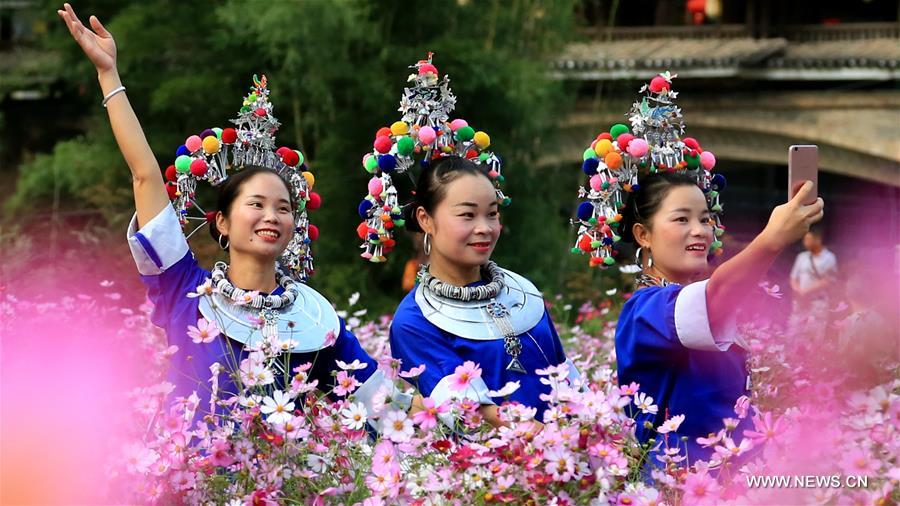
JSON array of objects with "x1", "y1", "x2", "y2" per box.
[
  {"x1": 544, "y1": 310, "x2": 569, "y2": 365},
  {"x1": 126, "y1": 206, "x2": 208, "y2": 329},
  {"x1": 310, "y1": 320, "x2": 378, "y2": 400},
  {"x1": 389, "y1": 308, "x2": 464, "y2": 398},
  {"x1": 617, "y1": 285, "x2": 686, "y2": 364}
]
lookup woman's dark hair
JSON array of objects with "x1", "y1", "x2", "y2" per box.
[
  {"x1": 403, "y1": 156, "x2": 493, "y2": 233},
  {"x1": 620, "y1": 172, "x2": 702, "y2": 243},
  {"x1": 208, "y1": 166, "x2": 297, "y2": 250}
]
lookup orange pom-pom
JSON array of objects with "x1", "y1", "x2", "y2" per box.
[
  {"x1": 356, "y1": 221, "x2": 368, "y2": 240},
  {"x1": 605, "y1": 151, "x2": 623, "y2": 170},
  {"x1": 577, "y1": 234, "x2": 593, "y2": 253}
]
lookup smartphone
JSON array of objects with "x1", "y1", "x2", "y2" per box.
[{"x1": 788, "y1": 145, "x2": 818, "y2": 205}]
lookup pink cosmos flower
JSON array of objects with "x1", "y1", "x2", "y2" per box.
[
  {"x1": 713, "y1": 437, "x2": 753, "y2": 460},
  {"x1": 657, "y1": 414, "x2": 685, "y2": 434},
  {"x1": 323, "y1": 330, "x2": 337, "y2": 347},
  {"x1": 399, "y1": 364, "x2": 427, "y2": 379},
  {"x1": 411, "y1": 397, "x2": 448, "y2": 431},
  {"x1": 680, "y1": 468, "x2": 720, "y2": 505},
  {"x1": 208, "y1": 439, "x2": 236, "y2": 467},
  {"x1": 333, "y1": 370, "x2": 361, "y2": 397},
  {"x1": 743, "y1": 411, "x2": 784, "y2": 444},
  {"x1": 381, "y1": 409, "x2": 414, "y2": 443},
  {"x1": 543, "y1": 447, "x2": 576, "y2": 481},
  {"x1": 233, "y1": 290, "x2": 260, "y2": 306},
  {"x1": 187, "y1": 317, "x2": 220, "y2": 344},
  {"x1": 449, "y1": 361, "x2": 482, "y2": 392},
  {"x1": 186, "y1": 278, "x2": 216, "y2": 298}
]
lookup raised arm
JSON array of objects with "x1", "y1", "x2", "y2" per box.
[
  {"x1": 58, "y1": 3, "x2": 168, "y2": 227},
  {"x1": 707, "y1": 181, "x2": 824, "y2": 335}
]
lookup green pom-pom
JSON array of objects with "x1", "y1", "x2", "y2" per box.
[
  {"x1": 240, "y1": 105, "x2": 250, "y2": 113},
  {"x1": 297, "y1": 200, "x2": 306, "y2": 211},
  {"x1": 456, "y1": 126, "x2": 475, "y2": 142},
  {"x1": 590, "y1": 240, "x2": 601, "y2": 248},
  {"x1": 709, "y1": 190, "x2": 719, "y2": 198},
  {"x1": 478, "y1": 152, "x2": 490, "y2": 161},
  {"x1": 501, "y1": 197, "x2": 512, "y2": 207},
  {"x1": 496, "y1": 175, "x2": 505, "y2": 183},
  {"x1": 711, "y1": 240, "x2": 723, "y2": 249},
  {"x1": 570, "y1": 247, "x2": 580, "y2": 254},
  {"x1": 603, "y1": 256, "x2": 615, "y2": 265},
  {"x1": 609, "y1": 220, "x2": 620, "y2": 228},
  {"x1": 685, "y1": 154, "x2": 700, "y2": 169},
  {"x1": 712, "y1": 204, "x2": 723, "y2": 212},
  {"x1": 612, "y1": 234, "x2": 621, "y2": 242},
  {"x1": 601, "y1": 182, "x2": 610, "y2": 190},
  {"x1": 391, "y1": 206, "x2": 401, "y2": 214},
  {"x1": 610, "y1": 123, "x2": 630, "y2": 138},
  {"x1": 212, "y1": 127, "x2": 223, "y2": 139},
  {"x1": 588, "y1": 217, "x2": 598, "y2": 225},
  {"x1": 397, "y1": 136, "x2": 415, "y2": 156},
  {"x1": 715, "y1": 228, "x2": 725, "y2": 237},
  {"x1": 175, "y1": 155, "x2": 192, "y2": 173},
  {"x1": 615, "y1": 201, "x2": 624, "y2": 209},
  {"x1": 248, "y1": 92, "x2": 257, "y2": 102},
  {"x1": 364, "y1": 155, "x2": 379, "y2": 173},
  {"x1": 583, "y1": 148, "x2": 595, "y2": 161},
  {"x1": 394, "y1": 219, "x2": 405, "y2": 227}
]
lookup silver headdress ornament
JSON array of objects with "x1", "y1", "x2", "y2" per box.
[
  {"x1": 570, "y1": 71, "x2": 726, "y2": 268},
  {"x1": 355, "y1": 53, "x2": 510, "y2": 263},
  {"x1": 164, "y1": 75, "x2": 320, "y2": 282}
]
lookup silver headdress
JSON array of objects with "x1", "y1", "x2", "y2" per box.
[
  {"x1": 355, "y1": 53, "x2": 509, "y2": 263},
  {"x1": 164, "y1": 75, "x2": 319, "y2": 282},
  {"x1": 570, "y1": 71, "x2": 726, "y2": 268}
]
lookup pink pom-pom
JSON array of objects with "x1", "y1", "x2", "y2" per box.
[
  {"x1": 449, "y1": 119, "x2": 468, "y2": 131},
  {"x1": 589, "y1": 174, "x2": 603, "y2": 192},
  {"x1": 649, "y1": 76, "x2": 671, "y2": 93},
  {"x1": 488, "y1": 170, "x2": 499, "y2": 178},
  {"x1": 419, "y1": 63, "x2": 438, "y2": 76},
  {"x1": 368, "y1": 177, "x2": 383, "y2": 197},
  {"x1": 418, "y1": 126, "x2": 436, "y2": 145},
  {"x1": 307, "y1": 224, "x2": 319, "y2": 241},
  {"x1": 627, "y1": 138, "x2": 649, "y2": 158},
  {"x1": 360, "y1": 252, "x2": 373, "y2": 259},
  {"x1": 700, "y1": 151, "x2": 716, "y2": 170},
  {"x1": 616, "y1": 133, "x2": 634, "y2": 150},
  {"x1": 185, "y1": 135, "x2": 202, "y2": 153}
]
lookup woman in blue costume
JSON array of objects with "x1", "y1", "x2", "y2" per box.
[
  {"x1": 390, "y1": 156, "x2": 580, "y2": 429},
  {"x1": 617, "y1": 172, "x2": 823, "y2": 463},
  {"x1": 59, "y1": 3, "x2": 407, "y2": 420}
]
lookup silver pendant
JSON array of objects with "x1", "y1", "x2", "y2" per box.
[{"x1": 506, "y1": 357, "x2": 526, "y2": 374}]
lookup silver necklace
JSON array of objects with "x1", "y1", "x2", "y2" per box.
[
  {"x1": 210, "y1": 261, "x2": 300, "y2": 338},
  {"x1": 420, "y1": 262, "x2": 526, "y2": 373}
]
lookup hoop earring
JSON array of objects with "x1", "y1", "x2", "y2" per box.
[
  {"x1": 635, "y1": 247, "x2": 653, "y2": 269},
  {"x1": 423, "y1": 233, "x2": 431, "y2": 256},
  {"x1": 218, "y1": 234, "x2": 230, "y2": 251},
  {"x1": 647, "y1": 248, "x2": 653, "y2": 269}
]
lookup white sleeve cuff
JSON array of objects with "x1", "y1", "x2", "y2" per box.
[
  {"x1": 353, "y1": 370, "x2": 412, "y2": 417},
  {"x1": 674, "y1": 279, "x2": 740, "y2": 352},
  {"x1": 430, "y1": 375, "x2": 494, "y2": 429},
  {"x1": 126, "y1": 205, "x2": 190, "y2": 275},
  {"x1": 564, "y1": 358, "x2": 584, "y2": 389}
]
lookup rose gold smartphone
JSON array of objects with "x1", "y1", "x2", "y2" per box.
[{"x1": 788, "y1": 145, "x2": 818, "y2": 205}]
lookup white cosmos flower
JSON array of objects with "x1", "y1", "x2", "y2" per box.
[
  {"x1": 657, "y1": 414, "x2": 685, "y2": 434},
  {"x1": 336, "y1": 359, "x2": 368, "y2": 371},
  {"x1": 340, "y1": 402, "x2": 368, "y2": 430},
  {"x1": 633, "y1": 392, "x2": 658, "y2": 415},
  {"x1": 260, "y1": 390, "x2": 295, "y2": 425}
]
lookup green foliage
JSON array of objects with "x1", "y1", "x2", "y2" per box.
[{"x1": 10, "y1": 0, "x2": 592, "y2": 313}]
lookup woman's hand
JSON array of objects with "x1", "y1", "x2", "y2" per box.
[
  {"x1": 58, "y1": 3, "x2": 117, "y2": 74},
  {"x1": 759, "y1": 181, "x2": 824, "y2": 252}
]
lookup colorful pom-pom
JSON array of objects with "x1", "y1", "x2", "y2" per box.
[
  {"x1": 376, "y1": 127, "x2": 392, "y2": 139},
  {"x1": 419, "y1": 63, "x2": 438, "y2": 76},
  {"x1": 282, "y1": 150, "x2": 300, "y2": 167},
  {"x1": 363, "y1": 153, "x2": 379, "y2": 173},
  {"x1": 212, "y1": 127, "x2": 223, "y2": 139},
  {"x1": 307, "y1": 192, "x2": 322, "y2": 210},
  {"x1": 711, "y1": 173, "x2": 727, "y2": 190},
  {"x1": 190, "y1": 159, "x2": 208, "y2": 176},
  {"x1": 175, "y1": 155, "x2": 192, "y2": 173},
  {"x1": 449, "y1": 119, "x2": 468, "y2": 131},
  {"x1": 597, "y1": 132, "x2": 613, "y2": 142},
  {"x1": 649, "y1": 76, "x2": 671, "y2": 93},
  {"x1": 166, "y1": 182, "x2": 178, "y2": 200},
  {"x1": 577, "y1": 202, "x2": 594, "y2": 221},
  {"x1": 221, "y1": 128, "x2": 238, "y2": 144},
  {"x1": 202, "y1": 136, "x2": 220, "y2": 154},
  {"x1": 594, "y1": 139, "x2": 613, "y2": 157},
  {"x1": 295, "y1": 150, "x2": 305, "y2": 166},
  {"x1": 609, "y1": 124, "x2": 630, "y2": 139},
  {"x1": 390, "y1": 121, "x2": 409, "y2": 136},
  {"x1": 185, "y1": 135, "x2": 202, "y2": 153},
  {"x1": 583, "y1": 148, "x2": 596, "y2": 161},
  {"x1": 176, "y1": 145, "x2": 190, "y2": 157},
  {"x1": 582, "y1": 158, "x2": 600, "y2": 175},
  {"x1": 377, "y1": 154, "x2": 397, "y2": 172},
  {"x1": 396, "y1": 136, "x2": 415, "y2": 156},
  {"x1": 603, "y1": 256, "x2": 615, "y2": 266},
  {"x1": 616, "y1": 133, "x2": 634, "y2": 150},
  {"x1": 199, "y1": 128, "x2": 215, "y2": 140},
  {"x1": 307, "y1": 224, "x2": 319, "y2": 241},
  {"x1": 455, "y1": 126, "x2": 475, "y2": 142},
  {"x1": 418, "y1": 126, "x2": 436, "y2": 145},
  {"x1": 605, "y1": 151, "x2": 623, "y2": 170},
  {"x1": 254, "y1": 107, "x2": 267, "y2": 117},
  {"x1": 627, "y1": 138, "x2": 649, "y2": 158},
  {"x1": 589, "y1": 174, "x2": 603, "y2": 192},
  {"x1": 374, "y1": 136, "x2": 393, "y2": 154},
  {"x1": 368, "y1": 177, "x2": 383, "y2": 197},
  {"x1": 700, "y1": 151, "x2": 716, "y2": 170},
  {"x1": 356, "y1": 221, "x2": 369, "y2": 239},
  {"x1": 302, "y1": 171, "x2": 315, "y2": 189},
  {"x1": 685, "y1": 154, "x2": 700, "y2": 169},
  {"x1": 473, "y1": 131, "x2": 490, "y2": 149},
  {"x1": 165, "y1": 164, "x2": 177, "y2": 182},
  {"x1": 682, "y1": 137, "x2": 701, "y2": 151},
  {"x1": 577, "y1": 234, "x2": 593, "y2": 253}
]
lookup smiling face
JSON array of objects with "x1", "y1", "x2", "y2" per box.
[
  {"x1": 632, "y1": 184, "x2": 714, "y2": 284},
  {"x1": 416, "y1": 173, "x2": 501, "y2": 278},
  {"x1": 215, "y1": 171, "x2": 295, "y2": 261}
]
